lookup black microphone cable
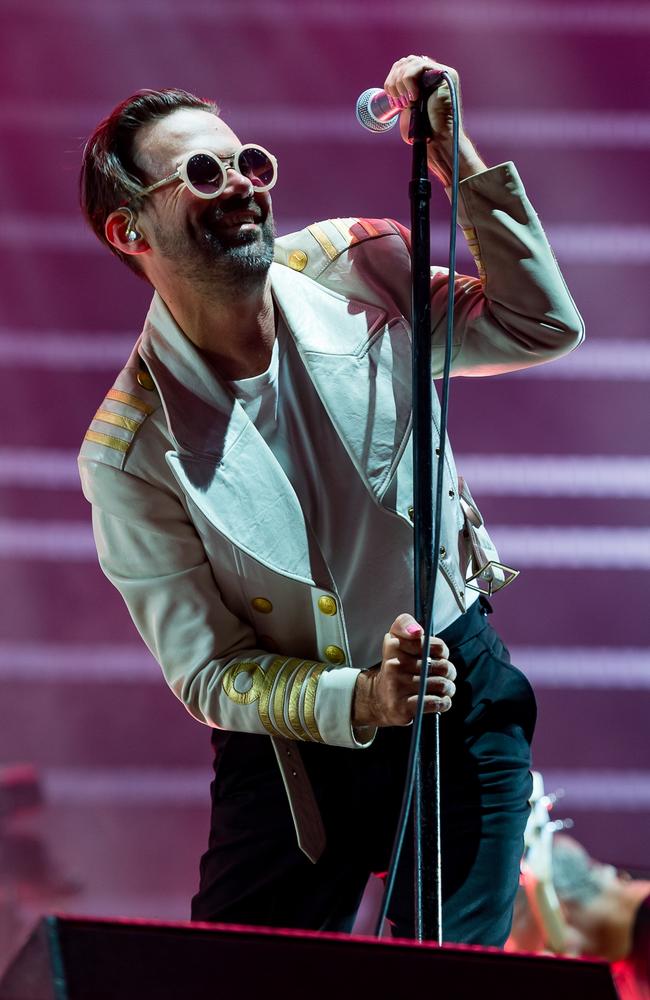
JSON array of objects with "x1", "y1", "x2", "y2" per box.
[{"x1": 373, "y1": 69, "x2": 460, "y2": 939}]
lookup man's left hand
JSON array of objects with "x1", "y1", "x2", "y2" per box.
[{"x1": 382, "y1": 54, "x2": 486, "y2": 186}]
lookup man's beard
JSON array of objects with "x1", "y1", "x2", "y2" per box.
[{"x1": 153, "y1": 195, "x2": 276, "y2": 297}]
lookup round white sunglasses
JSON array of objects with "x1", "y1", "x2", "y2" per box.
[{"x1": 138, "y1": 145, "x2": 278, "y2": 201}]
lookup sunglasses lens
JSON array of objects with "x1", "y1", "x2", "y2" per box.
[
  {"x1": 238, "y1": 147, "x2": 276, "y2": 189},
  {"x1": 186, "y1": 153, "x2": 223, "y2": 194}
]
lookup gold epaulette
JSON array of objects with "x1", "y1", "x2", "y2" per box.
[
  {"x1": 79, "y1": 364, "x2": 160, "y2": 470},
  {"x1": 275, "y1": 217, "x2": 401, "y2": 279}
]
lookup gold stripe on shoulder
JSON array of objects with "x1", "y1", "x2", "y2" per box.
[
  {"x1": 308, "y1": 223, "x2": 338, "y2": 261},
  {"x1": 94, "y1": 409, "x2": 141, "y2": 433},
  {"x1": 106, "y1": 388, "x2": 154, "y2": 414},
  {"x1": 85, "y1": 429, "x2": 131, "y2": 453},
  {"x1": 330, "y1": 218, "x2": 360, "y2": 247},
  {"x1": 357, "y1": 218, "x2": 380, "y2": 238}
]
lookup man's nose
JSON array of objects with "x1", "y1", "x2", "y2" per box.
[{"x1": 221, "y1": 166, "x2": 254, "y2": 199}]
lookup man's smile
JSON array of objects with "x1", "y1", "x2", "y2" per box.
[
  {"x1": 197, "y1": 200, "x2": 264, "y2": 239},
  {"x1": 219, "y1": 211, "x2": 260, "y2": 229}
]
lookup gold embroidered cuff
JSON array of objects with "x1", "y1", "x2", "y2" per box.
[{"x1": 222, "y1": 657, "x2": 328, "y2": 742}]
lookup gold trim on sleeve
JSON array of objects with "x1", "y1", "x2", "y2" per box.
[
  {"x1": 308, "y1": 223, "x2": 338, "y2": 261},
  {"x1": 303, "y1": 663, "x2": 327, "y2": 743},
  {"x1": 221, "y1": 657, "x2": 327, "y2": 742},
  {"x1": 106, "y1": 388, "x2": 155, "y2": 414},
  {"x1": 94, "y1": 409, "x2": 141, "y2": 433},
  {"x1": 84, "y1": 430, "x2": 130, "y2": 453},
  {"x1": 270, "y1": 658, "x2": 303, "y2": 740},
  {"x1": 287, "y1": 661, "x2": 313, "y2": 741},
  {"x1": 258, "y1": 657, "x2": 288, "y2": 736},
  {"x1": 222, "y1": 661, "x2": 265, "y2": 705}
]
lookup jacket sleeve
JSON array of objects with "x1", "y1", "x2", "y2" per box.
[
  {"x1": 79, "y1": 457, "x2": 372, "y2": 750},
  {"x1": 401, "y1": 161, "x2": 585, "y2": 377}
]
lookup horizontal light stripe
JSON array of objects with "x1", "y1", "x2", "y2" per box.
[
  {"x1": 466, "y1": 111, "x2": 650, "y2": 148},
  {"x1": 3, "y1": 215, "x2": 650, "y2": 263},
  {"x1": 541, "y1": 771, "x2": 650, "y2": 810},
  {"x1": 511, "y1": 647, "x2": 650, "y2": 688},
  {"x1": 0, "y1": 520, "x2": 95, "y2": 558},
  {"x1": 1, "y1": 450, "x2": 649, "y2": 498},
  {"x1": 1, "y1": 642, "x2": 648, "y2": 689},
  {"x1": 0, "y1": 642, "x2": 160, "y2": 680},
  {"x1": 44, "y1": 767, "x2": 211, "y2": 805},
  {"x1": 456, "y1": 455, "x2": 650, "y2": 497},
  {"x1": 45, "y1": 893, "x2": 194, "y2": 922},
  {"x1": 0, "y1": 330, "x2": 136, "y2": 367},
  {"x1": 534, "y1": 225, "x2": 650, "y2": 262},
  {"x1": 3, "y1": 102, "x2": 650, "y2": 147},
  {"x1": 0, "y1": 520, "x2": 648, "y2": 567},
  {"x1": 489, "y1": 526, "x2": 650, "y2": 568},
  {"x1": 513, "y1": 340, "x2": 650, "y2": 380},
  {"x1": 0, "y1": 448, "x2": 80, "y2": 486},
  {"x1": 2, "y1": 1, "x2": 649, "y2": 32},
  {"x1": 0, "y1": 331, "x2": 648, "y2": 380},
  {"x1": 39, "y1": 765, "x2": 650, "y2": 809}
]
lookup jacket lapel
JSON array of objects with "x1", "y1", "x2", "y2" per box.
[
  {"x1": 138, "y1": 293, "x2": 317, "y2": 584},
  {"x1": 270, "y1": 263, "x2": 413, "y2": 502}
]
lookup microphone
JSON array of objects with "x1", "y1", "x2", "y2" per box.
[{"x1": 355, "y1": 71, "x2": 445, "y2": 133}]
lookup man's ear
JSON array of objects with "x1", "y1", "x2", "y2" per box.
[{"x1": 105, "y1": 209, "x2": 150, "y2": 256}]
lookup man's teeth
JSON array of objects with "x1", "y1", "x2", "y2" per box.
[{"x1": 222, "y1": 213, "x2": 257, "y2": 225}]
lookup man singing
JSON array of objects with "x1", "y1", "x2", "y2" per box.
[{"x1": 78, "y1": 55, "x2": 583, "y2": 943}]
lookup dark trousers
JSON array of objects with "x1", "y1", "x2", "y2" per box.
[{"x1": 191, "y1": 597, "x2": 536, "y2": 946}]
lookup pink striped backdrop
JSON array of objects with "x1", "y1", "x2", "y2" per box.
[{"x1": 1, "y1": 0, "x2": 648, "y2": 956}]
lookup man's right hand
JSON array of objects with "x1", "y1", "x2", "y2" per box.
[{"x1": 352, "y1": 613, "x2": 456, "y2": 728}]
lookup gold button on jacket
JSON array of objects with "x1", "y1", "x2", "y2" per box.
[
  {"x1": 251, "y1": 597, "x2": 273, "y2": 614},
  {"x1": 324, "y1": 645, "x2": 345, "y2": 665},
  {"x1": 288, "y1": 249, "x2": 308, "y2": 271},
  {"x1": 317, "y1": 595, "x2": 337, "y2": 616},
  {"x1": 136, "y1": 371, "x2": 156, "y2": 391}
]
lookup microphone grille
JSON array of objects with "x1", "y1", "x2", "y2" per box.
[{"x1": 355, "y1": 88, "x2": 398, "y2": 133}]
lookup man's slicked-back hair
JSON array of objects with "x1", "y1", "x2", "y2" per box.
[{"x1": 80, "y1": 88, "x2": 219, "y2": 278}]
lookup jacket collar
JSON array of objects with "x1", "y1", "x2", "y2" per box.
[
  {"x1": 138, "y1": 263, "x2": 397, "y2": 472},
  {"x1": 138, "y1": 290, "x2": 237, "y2": 459}
]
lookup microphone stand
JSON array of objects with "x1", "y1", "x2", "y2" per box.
[
  {"x1": 409, "y1": 84, "x2": 441, "y2": 944},
  {"x1": 369, "y1": 69, "x2": 459, "y2": 945}
]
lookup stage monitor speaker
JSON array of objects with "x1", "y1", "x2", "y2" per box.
[{"x1": 0, "y1": 914, "x2": 623, "y2": 1000}]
